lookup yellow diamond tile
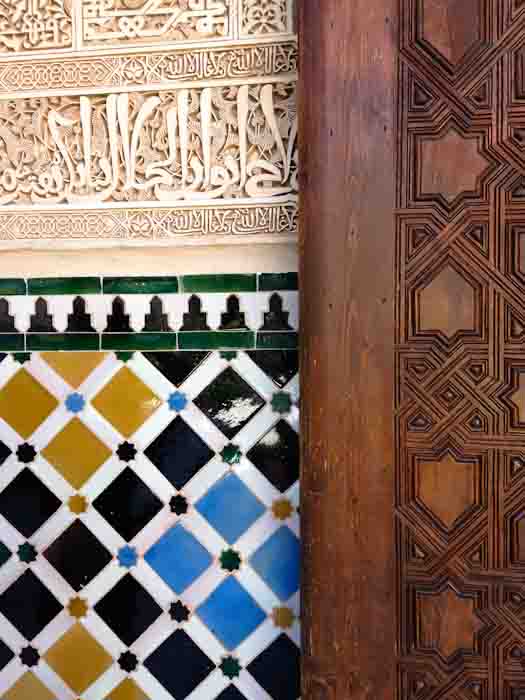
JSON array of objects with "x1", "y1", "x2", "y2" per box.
[
  {"x1": 44, "y1": 622, "x2": 113, "y2": 694},
  {"x1": 42, "y1": 352, "x2": 109, "y2": 388},
  {"x1": 109, "y1": 678, "x2": 149, "y2": 700},
  {"x1": 3, "y1": 672, "x2": 55, "y2": 700},
  {"x1": 0, "y1": 369, "x2": 58, "y2": 438},
  {"x1": 92, "y1": 367, "x2": 162, "y2": 438},
  {"x1": 42, "y1": 418, "x2": 112, "y2": 489}
]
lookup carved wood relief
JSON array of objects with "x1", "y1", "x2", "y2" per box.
[
  {"x1": 397, "y1": 1, "x2": 525, "y2": 697},
  {"x1": 0, "y1": 0, "x2": 296, "y2": 247}
]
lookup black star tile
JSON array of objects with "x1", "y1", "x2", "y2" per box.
[
  {"x1": 145, "y1": 629, "x2": 214, "y2": 698},
  {"x1": 0, "y1": 468, "x2": 61, "y2": 537},
  {"x1": 116, "y1": 441, "x2": 137, "y2": 462},
  {"x1": 118, "y1": 651, "x2": 138, "y2": 672},
  {"x1": 143, "y1": 351, "x2": 210, "y2": 386},
  {"x1": 93, "y1": 467, "x2": 163, "y2": 541},
  {"x1": 247, "y1": 420, "x2": 299, "y2": 492},
  {"x1": 216, "y1": 686, "x2": 248, "y2": 700},
  {"x1": 44, "y1": 520, "x2": 111, "y2": 591},
  {"x1": 20, "y1": 645, "x2": 39, "y2": 667},
  {"x1": 0, "y1": 570, "x2": 62, "y2": 640},
  {"x1": 0, "y1": 440, "x2": 11, "y2": 467},
  {"x1": 0, "y1": 638, "x2": 13, "y2": 671},
  {"x1": 170, "y1": 494, "x2": 188, "y2": 515},
  {"x1": 247, "y1": 634, "x2": 300, "y2": 700},
  {"x1": 145, "y1": 417, "x2": 213, "y2": 490},
  {"x1": 194, "y1": 367, "x2": 265, "y2": 439},
  {"x1": 246, "y1": 351, "x2": 299, "y2": 388},
  {"x1": 169, "y1": 601, "x2": 190, "y2": 623},
  {"x1": 16, "y1": 443, "x2": 36, "y2": 464},
  {"x1": 95, "y1": 574, "x2": 162, "y2": 646}
]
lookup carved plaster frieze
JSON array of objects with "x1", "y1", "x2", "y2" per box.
[
  {"x1": 0, "y1": 202, "x2": 297, "y2": 246},
  {"x1": 0, "y1": 41, "x2": 297, "y2": 93},
  {"x1": 0, "y1": 0, "x2": 297, "y2": 248}
]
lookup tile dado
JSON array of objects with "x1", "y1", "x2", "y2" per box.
[
  {"x1": 0, "y1": 274, "x2": 298, "y2": 352},
  {"x1": 0, "y1": 346, "x2": 300, "y2": 699}
]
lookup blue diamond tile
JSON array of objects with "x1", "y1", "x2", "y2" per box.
[
  {"x1": 197, "y1": 577, "x2": 266, "y2": 650},
  {"x1": 250, "y1": 526, "x2": 300, "y2": 601},
  {"x1": 196, "y1": 474, "x2": 265, "y2": 544},
  {"x1": 145, "y1": 524, "x2": 212, "y2": 594}
]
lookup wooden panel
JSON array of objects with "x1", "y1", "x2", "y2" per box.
[
  {"x1": 399, "y1": 1, "x2": 525, "y2": 698},
  {"x1": 301, "y1": 0, "x2": 525, "y2": 698},
  {"x1": 299, "y1": 1, "x2": 396, "y2": 698}
]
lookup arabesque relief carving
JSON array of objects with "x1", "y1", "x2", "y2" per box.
[
  {"x1": 0, "y1": 0, "x2": 72, "y2": 53},
  {"x1": 0, "y1": 83, "x2": 297, "y2": 207},
  {"x1": 0, "y1": 0, "x2": 297, "y2": 246}
]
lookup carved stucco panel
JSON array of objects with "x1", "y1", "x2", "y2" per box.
[{"x1": 0, "y1": 0, "x2": 297, "y2": 248}]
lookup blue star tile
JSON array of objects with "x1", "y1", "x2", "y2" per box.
[
  {"x1": 196, "y1": 473, "x2": 265, "y2": 544},
  {"x1": 145, "y1": 524, "x2": 212, "y2": 594},
  {"x1": 197, "y1": 577, "x2": 266, "y2": 650},
  {"x1": 117, "y1": 545, "x2": 138, "y2": 568},
  {"x1": 250, "y1": 526, "x2": 300, "y2": 601},
  {"x1": 168, "y1": 391, "x2": 188, "y2": 412},
  {"x1": 65, "y1": 393, "x2": 85, "y2": 413}
]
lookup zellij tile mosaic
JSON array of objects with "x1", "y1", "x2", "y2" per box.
[{"x1": 0, "y1": 347, "x2": 300, "y2": 700}]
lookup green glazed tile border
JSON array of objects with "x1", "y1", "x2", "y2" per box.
[
  {"x1": 102, "y1": 333, "x2": 178, "y2": 351},
  {"x1": 178, "y1": 331, "x2": 255, "y2": 350},
  {"x1": 103, "y1": 277, "x2": 179, "y2": 295},
  {"x1": 257, "y1": 332, "x2": 299, "y2": 349},
  {"x1": 28, "y1": 278, "x2": 101, "y2": 295},
  {"x1": 2, "y1": 274, "x2": 296, "y2": 296},
  {"x1": 180, "y1": 274, "x2": 257, "y2": 293},
  {"x1": 27, "y1": 334, "x2": 100, "y2": 351},
  {"x1": 0, "y1": 334, "x2": 24, "y2": 351},
  {"x1": 258, "y1": 273, "x2": 298, "y2": 291},
  {"x1": 0, "y1": 274, "x2": 298, "y2": 352},
  {"x1": 0, "y1": 279, "x2": 26, "y2": 296}
]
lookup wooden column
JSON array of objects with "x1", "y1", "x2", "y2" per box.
[{"x1": 299, "y1": 2, "x2": 397, "y2": 697}]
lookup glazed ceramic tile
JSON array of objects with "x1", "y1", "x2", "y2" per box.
[
  {"x1": 0, "y1": 346, "x2": 300, "y2": 699},
  {"x1": 0, "y1": 275, "x2": 299, "y2": 352}
]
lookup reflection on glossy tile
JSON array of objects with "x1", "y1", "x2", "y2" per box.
[
  {"x1": 92, "y1": 366, "x2": 162, "y2": 437},
  {"x1": 42, "y1": 417, "x2": 112, "y2": 488},
  {"x1": 0, "y1": 369, "x2": 58, "y2": 438},
  {"x1": 41, "y1": 350, "x2": 108, "y2": 387},
  {"x1": 0, "y1": 349, "x2": 300, "y2": 700}
]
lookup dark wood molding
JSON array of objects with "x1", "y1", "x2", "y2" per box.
[{"x1": 299, "y1": 2, "x2": 397, "y2": 697}]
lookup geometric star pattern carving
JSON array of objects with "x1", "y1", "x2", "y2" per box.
[{"x1": 397, "y1": 0, "x2": 525, "y2": 696}]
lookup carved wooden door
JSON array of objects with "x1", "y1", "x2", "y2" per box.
[{"x1": 300, "y1": 1, "x2": 525, "y2": 698}]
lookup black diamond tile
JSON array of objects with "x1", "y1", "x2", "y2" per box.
[
  {"x1": 0, "y1": 570, "x2": 62, "y2": 640},
  {"x1": 246, "y1": 351, "x2": 299, "y2": 388},
  {"x1": 247, "y1": 420, "x2": 299, "y2": 492},
  {"x1": 145, "y1": 416, "x2": 214, "y2": 490},
  {"x1": 216, "y1": 686, "x2": 248, "y2": 700},
  {"x1": 95, "y1": 574, "x2": 162, "y2": 646},
  {"x1": 143, "y1": 351, "x2": 210, "y2": 386},
  {"x1": 145, "y1": 629, "x2": 214, "y2": 698},
  {"x1": 0, "y1": 638, "x2": 13, "y2": 671},
  {"x1": 0, "y1": 440, "x2": 11, "y2": 467},
  {"x1": 247, "y1": 634, "x2": 300, "y2": 700},
  {"x1": 93, "y1": 467, "x2": 163, "y2": 541},
  {"x1": 194, "y1": 367, "x2": 265, "y2": 439},
  {"x1": 0, "y1": 468, "x2": 61, "y2": 537},
  {"x1": 44, "y1": 520, "x2": 111, "y2": 591}
]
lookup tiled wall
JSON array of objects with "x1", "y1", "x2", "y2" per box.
[{"x1": 0, "y1": 275, "x2": 300, "y2": 700}]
